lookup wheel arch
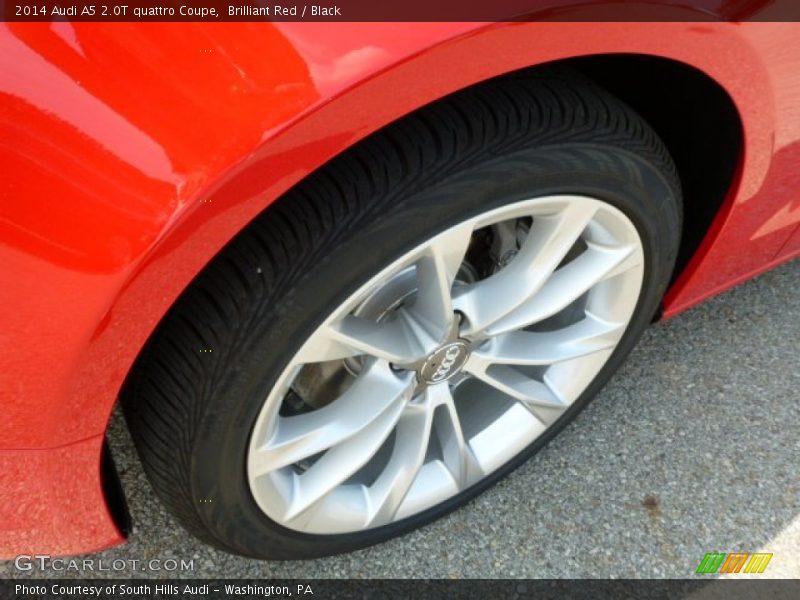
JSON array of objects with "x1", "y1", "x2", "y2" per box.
[
  {"x1": 565, "y1": 54, "x2": 744, "y2": 287},
  {"x1": 102, "y1": 47, "x2": 752, "y2": 540},
  {"x1": 80, "y1": 21, "x2": 772, "y2": 471}
]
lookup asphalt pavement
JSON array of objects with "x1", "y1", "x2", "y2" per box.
[{"x1": 4, "y1": 259, "x2": 798, "y2": 579}]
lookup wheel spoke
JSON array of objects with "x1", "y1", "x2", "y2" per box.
[
  {"x1": 365, "y1": 401, "x2": 434, "y2": 526},
  {"x1": 249, "y1": 362, "x2": 413, "y2": 476},
  {"x1": 463, "y1": 356, "x2": 564, "y2": 410},
  {"x1": 295, "y1": 312, "x2": 435, "y2": 364},
  {"x1": 429, "y1": 384, "x2": 483, "y2": 488},
  {"x1": 486, "y1": 241, "x2": 637, "y2": 336},
  {"x1": 471, "y1": 314, "x2": 625, "y2": 366},
  {"x1": 366, "y1": 382, "x2": 484, "y2": 525},
  {"x1": 283, "y1": 393, "x2": 406, "y2": 521},
  {"x1": 454, "y1": 201, "x2": 597, "y2": 336},
  {"x1": 410, "y1": 221, "x2": 475, "y2": 332}
]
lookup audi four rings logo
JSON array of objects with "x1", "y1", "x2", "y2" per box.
[{"x1": 431, "y1": 345, "x2": 466, "y2": 382}]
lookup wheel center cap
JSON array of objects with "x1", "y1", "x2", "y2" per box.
[{"x1": 419, "y1": 341, "x2": 469, "y2": 384}]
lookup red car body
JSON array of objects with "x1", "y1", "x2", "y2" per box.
[{"x1": 1, "y1": 18, "x2": 799, "y2": 557}]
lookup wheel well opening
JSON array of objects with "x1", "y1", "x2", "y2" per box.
[
  {"x1": 118, "y1": 54, "x2": 744, "y2": 422},
  {"x1": 113, "y1": 55, "x2": 743, "y2": 536},
  {"x1": 564, "y1": 54, "x2": 743, "y2": 282}
]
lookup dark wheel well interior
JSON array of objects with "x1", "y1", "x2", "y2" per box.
[{"x1": 565, "y1": 54, "x2": 743, "y2": 282}]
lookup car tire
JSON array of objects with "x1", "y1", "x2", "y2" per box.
[{"x1": 121, "y1": 69, "x2": 681, "y2": 559}]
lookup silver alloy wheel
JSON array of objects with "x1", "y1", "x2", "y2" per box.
[{"x1": 247, "y1": 195, "x2": 644, "y2": 534}]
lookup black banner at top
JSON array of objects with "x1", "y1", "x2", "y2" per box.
[{"x1": 4, "y1": 0, "x2": 800, "y2": 22}]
